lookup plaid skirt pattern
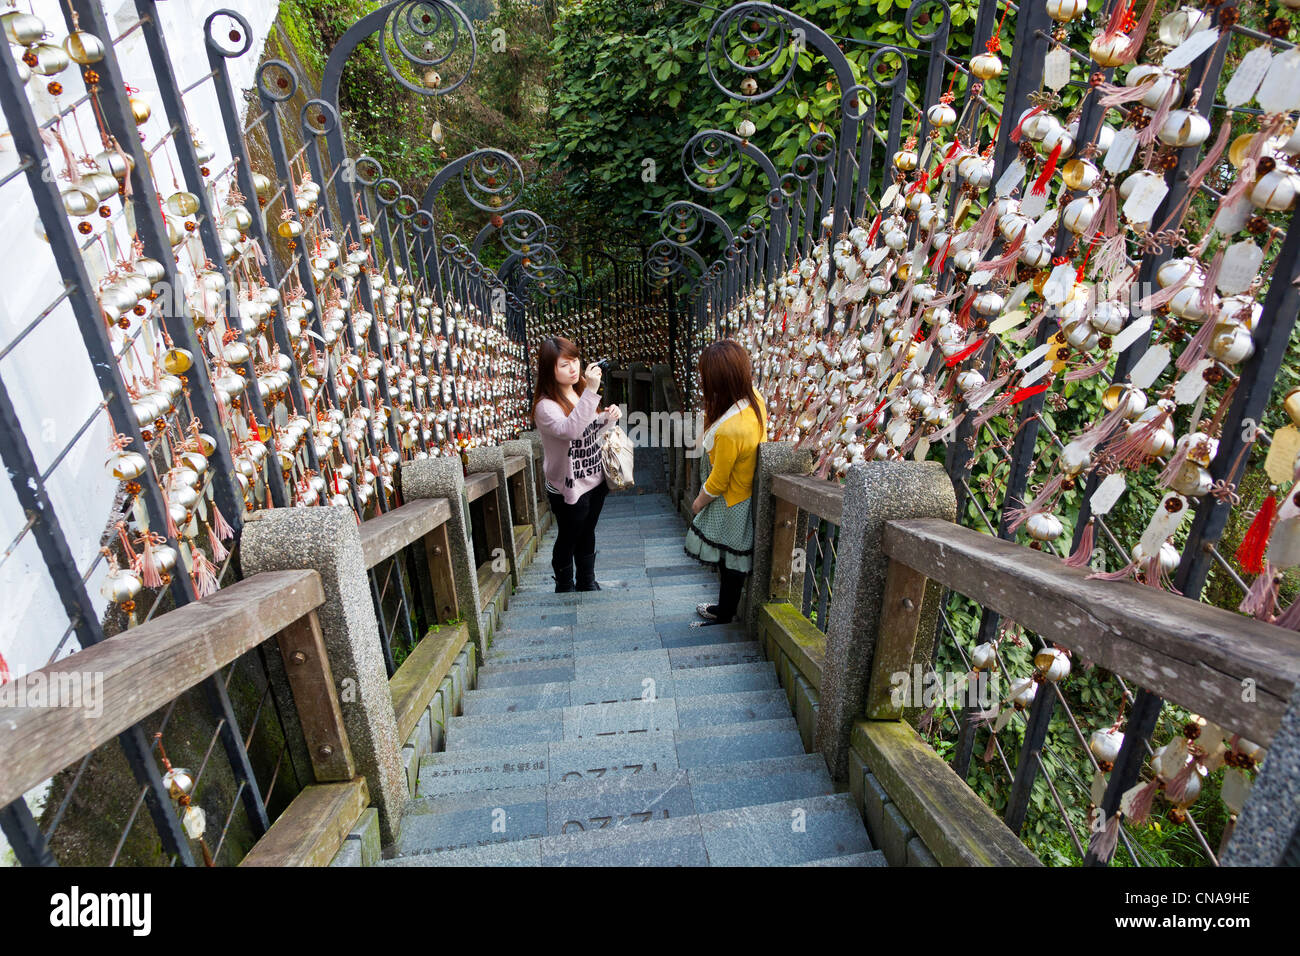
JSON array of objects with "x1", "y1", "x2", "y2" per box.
[{"x1": 684, "y1": 454, "x2": 755, "y2": 573}]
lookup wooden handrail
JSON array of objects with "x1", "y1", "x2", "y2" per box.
[
  {"x1": 504, "y1": 454, "x2": 525, "y2": 477},
  {"x1": 771, "y1": 473, "x2": 843, "y2": 524},
  {"x1": 881, "y1": 518, "x2": 1300, "y2": 746},
  {"x1": 358, "y1": 497, "x2": 452, "y2": 569},
  {"x1": 0, "y1": 570, "x2": 326, "y2": 808},
  {"x1": 465, "y1": 470, "x2": 497, "y2": 503}
]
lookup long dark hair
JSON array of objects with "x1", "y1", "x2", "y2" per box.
[
  {"x1": 531, "y1": 335, "x2": 592, "y2": 417},
  {"x1": 699, "y1": 340, "x2": 765, "y2": 433}
]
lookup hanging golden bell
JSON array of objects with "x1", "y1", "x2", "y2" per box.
[
  {"x1": 129, "y1": 95, "x2": 151, "y2": 125},
  {"x1": 166, "y1": 191, "x2": 200, "y2": 217},
  {"x1": 2, "y1": 11, "x2": 46, "y2": 46}
]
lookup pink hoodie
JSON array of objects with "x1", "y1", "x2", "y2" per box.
[{"x1": 534, "y1": 388, "x2": 612, "y2": 504}]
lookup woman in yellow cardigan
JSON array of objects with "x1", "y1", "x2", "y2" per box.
[{"x1": 684, "y1": 340, "x2": 767, "y2": 627}]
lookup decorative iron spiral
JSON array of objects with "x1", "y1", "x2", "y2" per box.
[
  {"x1": 684, "y1": 131, "x2": 744, "y2": 194},
  {"x1": 705, "y1": 2, "x2": 799, "y2": 103},
  {"x1": 460, "y1": 150, "x2": 523, "y2": 214},
  {"x1": 380, "y1": 0, "x2": 476, "y2": 97}
]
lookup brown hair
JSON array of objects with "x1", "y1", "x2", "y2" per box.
[
  {"x1": 699, "y1": 339, "x2": 765, "y2": 433},
  {"x1": 532, "y1": 335, "x2": 591, "y2": 418}
]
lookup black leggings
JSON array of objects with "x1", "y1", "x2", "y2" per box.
[
  {"x1": 548, "y1": 481, "x2": 609, "y2": 567},
  {"x1": 714, "y1": 566, "x2": 747, "y2": 622}
]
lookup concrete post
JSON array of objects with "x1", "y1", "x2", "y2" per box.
[
  {"x1": 518, "y1": 429, "x2": 549, "y2": 535},
  {"x1": 240, "y1": 506, "x2": 406, "y2": 844},
  {"x1": 814, "y1": 461, "x2": 957, "y2": 781},
  {"x1": 464, "y1": 445, "x2": 519, "y2": 589},
  {"x1": 627, "y1": 362, "x2": 649, "y2": 416},
  {"x1": 1222, "y1": 681, "x2": 1300, "y2": 865},
  {"x1": 746, "y1": 442, "x2": 815, "y2": 637},
  {"x1": 402, "y1": 457, "x2": 485, "y2": 651}
]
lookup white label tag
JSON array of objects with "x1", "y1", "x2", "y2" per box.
[
  {"x1": 989, "y1": 309, "x2": 1028, "y2": 335},
  {"x1": 1162, "y1": 27, "x2": 1220, "y2": 71},
  {"x1": 1139, "y1": 493, "x2": 1190, "y2": 556},
  {"x1": 1020, "y1": 189, "x2": 1049, "y2": 219},
  {"x1": 1044, "y1": 47, "x2": 1071, "y2": 91},
  {"x1": 1113, "y1": 315, "x2": 1152, "y2": 353},
  {"x1": 1005, "y1": 282, "x2": 1033, "y2": 313},
  {"x1": 1020, "y1": 360, "x2": 1054, "y2": 388},
  {"x1": 1218, "y1": 241, "x2": 1264, "y2": 295},
  {"x1": 1104, "y1": 127, "x2": 1139, "y2": 175},
  {"x1": 1128, "y1": 344, "x2": 1170, "y2": 389},
  {"x1": 1214, "y1": 196, "x2": 1253, "y2": 236},
  {"x1": 1043, "y1": 263, "x2": 1076, "y2": 305},
  {"x1": 1258, "y1": 48, "x2": 1300, "y2": 115},
  {"x1": 1017, "y1": 342, "x2": 1051, "y2": 370},
  {"x1": 968, "y1": 269, "x2": 994, "y2": 287},
  {"x1": 1121, "y1": 172, "x2": 1169, "y2": 224},
  {"x1": 1028, "y1": 211, "x2": 1056, "y2": 244},
  {"x1": 995, "y1": 158, "x2": 1026, "y2": 198},
  {"x1": 1224, "y1": 46, "x2": 1272, "y2": 108},
  {"x1": 880, "y1": 184, "x2": 900, "y2": 210},
  {"x1": 1175, "y1": 358, "x2": 1213, "y2": 404},
  {"x1": 1091, "y1": 472, "x2": 1127, "y2": 516}
]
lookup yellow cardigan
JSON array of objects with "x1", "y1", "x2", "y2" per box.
[{"x1": 702, "y1": 395, "x2": 767, "y2": 507}]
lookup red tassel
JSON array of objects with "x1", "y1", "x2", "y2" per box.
[
  {"x1": 1009, "y1": 382, "x2": 1051, "y2": 404},
  {"x1": 1064, "y1": 519, "x2": 1096, "y2": 569},
  {"x1": 1032, "y1": 141, "x2": 1063, "y2": 196},
  {"x1": 945, "y1": 337, "x2": 987, "y2": 368},
  {"x1": 1236, "y1": 495, "x2": 1278, "y2": 576},
  {"x1": 866, "y1": 214, "x2": 881, "y2": 245}
]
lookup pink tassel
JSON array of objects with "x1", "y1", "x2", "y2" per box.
[
  {"x1": 139, "y1": 535, "x2": 163, "y2": 589},
  {"x1": 1006, "y1": 473, "x2": 1067, "y2": 533},
  {"x1": 1063, "y1": 519, "x2": 1096, "y2": 568},
  {"x1": 1088, "y1": 811, "x2": 1122, "y2": 864},
  {"x1": 1007, "y1": 310, "x2": 1046, "y2": 343},
  {"x1": 211, "y1": 502, "x2": 236, "y2": 542},
  {"x1": 1175, "y1": 312, "x2": 1220, "y2": 373},
  {"x1": 972, "y1": 390, "x2": 1016, "y2": 431},
  {"x1": 1124, "y1": 777, "x2": 1161, "y2": 825},
  {"x1": 1137, "y1": 266, "x2": 1196, "y2": 311},
  {"x1": 1105, "y1": 407, "x2": 1170, "y2": 470},
  {"x1": 975, "y1": 229, "x2": 1025, "y2": 273},
  {"x1": 1138, "y1": 81, "x2": 1180, "y2": 148},
  {"x1": 926, "y1": 412, "x2": 965, "y2": 445},
  {"x1": 191, "y1": 546, "x2": 220, "y2": 598},
  {"x1": 1064, "y1": 355, "x2": 1111, "y2": 382},
  {"x1": 1088, "y1": 559, "x2": 1138, "y2": 582},
  {"x1": 1096, "y1": 80, "x2": 1160, "y2": 108},
  {"x1": 968, "y1": 202, "x2": 999, "y2": 251},
  {"x1": 207, "y1": 522, "x2": 229, "y2": 563},
  {"x1": 1163, "y1": 760, "x2": 1199, "y2": 808},
  {"x1": 1117, "y1": 0, "x2": 1157, "y2": 63},
  {"x1": 1090, "y1": 234, "x2": 1129, "y2": 281},
  {"x1": 1273, "y1": 594, "x2": 1300, "y2": 630},
  {"x1": 1238, "y1": 564, "x2": 1281, "y2": 621},
  {"x1": 1157, "y1": 436, "x2": 1192, "y2": 487},
  {"x1": 964, "y1": 371, "x2": 1010, "y2": 408},
  {"x1": 1197, "y1": 248, "x2": 1224, "y2": 318},
  {"x1": 1087, "y1": 187, "x2": 1118, "y2": 239}
]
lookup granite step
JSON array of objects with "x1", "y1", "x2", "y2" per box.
[
  {"x1": 797, "y1": 851, "x2": 889, "y2": 866},
  {"x1": 461, "y1": 661, "x2": 780, "y2": 714},
  {"x1": 696, "y1": 794, "x2": 872, "y2": 866},
  {"x1": 417, "y1": 719, "x2": 802, "y2": 796}
]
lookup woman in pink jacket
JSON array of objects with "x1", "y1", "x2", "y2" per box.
[{"x1": 532, "y1": 336, "x2": 621, "y2": 592}]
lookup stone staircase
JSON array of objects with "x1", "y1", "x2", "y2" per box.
[{"x1": 381, "y1": 490, "x2": 883, "y2": 866}]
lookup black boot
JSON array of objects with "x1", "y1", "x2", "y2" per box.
[
  {"x1": 575, "y1": 552, "x2": 601, "y2": 591},
  {"x1": 553, "y1": 556, "x2": 575, "y2": 593}
]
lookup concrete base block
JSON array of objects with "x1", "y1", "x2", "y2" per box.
[
  {"x1": 907, "y1": 836, "x2": 940, "y2": 867},
  {"x1": 880, "y1": 801, "x2": 915, "y2": 867}
]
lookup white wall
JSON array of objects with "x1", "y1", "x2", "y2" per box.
[{"x1": 0, "y1": 0, "x2": 281, "y2": 861}]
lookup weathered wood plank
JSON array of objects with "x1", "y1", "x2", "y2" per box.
[
  {"x1": 504, "y1": 455, "x2": 525, "y2": 477},
  {"x1": 389, "y1": 622, "x2": 470, "y2": 744},
  {"x1": 422, "y1": 522, "x2": 459, "y2": 624},
  {"x1": 477, "y1": 566, "x2": 509, "y2": 613},
  {"x1": 238, "y1": 778, "x2": 369, "y2": 867},
  {"x1": 759, "y1": 603, "x2": 827, "y2": 691},
  {"x1": 0, "y1": 570, "x2": 324, "y2": 808},
  {"x1": 768, "y1": 495, "x2": 799, "y2": 601},
  {"x1": 465, "y1": 470, "x2": 498, "y2": 502},
  {"x1": 513, "y1": 524, "x2": 532, "y2": 557},
  {"x1": 276, "y1": 609, "x2": 354, "y2": 782},
  {"x1": 771, "y1": 473, "x2": 843, "y2": 524},
  {"x1": 864, "y1": 559, "x2": 930, "y2": 720},
  {"x1": 358, "y1": 497, "x2": 451, "y2": 569},
  {"x1": 853, "y1": 720, "x2": 1042, "y2": 867},
  {"x1": 882, "y1": 518, "x2": 1300, "y2": 745}
]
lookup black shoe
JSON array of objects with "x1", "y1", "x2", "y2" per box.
[
  {"x1": 553, "y1": 559, "x2": 575, "y2": 593},
  {"x1": 575, "y1": 552, "x2": 601, "y2": 591}
]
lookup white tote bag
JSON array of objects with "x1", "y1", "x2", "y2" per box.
[{"x1": 601, "y1": 423, "x2": 635, "y2": 490}]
